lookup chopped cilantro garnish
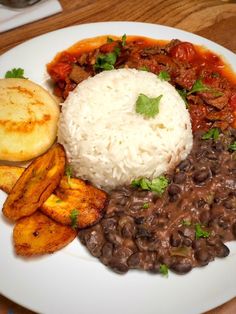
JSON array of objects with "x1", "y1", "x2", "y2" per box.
[
  {"x1": 187, "y1": 79, "x2": 211, "y2": 95},
  {"x1": 139, "y1": 66, "x2": 150, "y2": 72},
  {"x1": 187, "y1": 79, "x2": 223, "y2": 97},
  {"x1": 176, "y1": 89, "x2": 188, "y2": 107},
  {"x1": 181, "y1": 219, "x2": 191, "y2": 226},
  {"x1": 65, "y1": 164, "x2": 73, "y2": 186},
  {"x1": 160, "y1": 264, "x2": 169, "y2": 277},
  {"x1": 131, "y1": 176, "x2": 169, "y2": 196},
  {"x1": 202, "y1": 128, "x2": 220, "y2": 141},
  {"x1": 121, "y1": 34, "x2": 127, "y2": 47},
  {"x1": 65, "y1": 164, "x2": 73, "y2": 178},
  {"x1": 229, "y1": 141, "x2": 236, "y2": 151},
  {"x1": 143, "y1": 203, "x2": 149, "y2": 209},
  {"x1": 107, "y1": 37, "x2": 114, "y2": 43},
  {"x1": 94, "y1": 45, "x2": 121, "y2": 72},
  {"x1": 151, "y1": 176, "x2": 169, "y2": 194},
  {"x1": 114, "y1": 46, "x2": 121, "y2": 56},
  {"x1": 195, "y1": 223, "x2": 210, "y2": 239},
  {"x1": 135, "y1": 93, "x2": 162, "y2": 119},
  {"x1": 70, "y1": 208, "x2": 79, "y2": 229},
  {"x1": 5, "y1": 67, "x2": 25, "y2": 78},
  {"x1": 158, "y1": 71, "x2": 170, "y2": 81},
  {"x1": 94, "y1": 52, "x2": 117, "y2": 71}
]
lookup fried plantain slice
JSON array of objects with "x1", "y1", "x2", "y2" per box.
[
  {"x1": 57, "y1": 176, "x2": 107, "y2": 209},
  {"x1": 3, "y1": 144, "x2": 66, "y2": 221},
  {"x1": 0, "y1": 165, "x2": 24, "y2": 194},
  {"x1": 13, "y1": 211, "x2": 77, "y2": 256},
  {"x1": 41, "y1": 176, "x2": 107, "y2": 228}
]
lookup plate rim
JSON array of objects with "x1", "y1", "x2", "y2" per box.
[{"x1": 0, "y1": 21, "x2": 236, "y2": 314}]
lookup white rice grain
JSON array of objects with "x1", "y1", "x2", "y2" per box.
[{"x1": 58, "y1": 68, "x2": 193, "y2": 190}]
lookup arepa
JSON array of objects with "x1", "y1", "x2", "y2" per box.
[{"x1": 0, "y1": 78, "x2": 59, "y2": 161}]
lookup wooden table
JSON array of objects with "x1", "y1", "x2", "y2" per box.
[{"x1": 0, "y1": 0, "x2": 236, "y2": 313}]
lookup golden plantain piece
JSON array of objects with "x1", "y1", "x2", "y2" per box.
[
  {"x1": 41, "y1": 176, "x2": 107, "y2": 228},
  {"x1": 2, "y1": 144, "x2": 66, "y2": 221},
  {"x1": 0, "y1": 165, "x2": 24, "y2": 194},
  {"x1": 13, "y1": 211, "x2": 77, "y2": 256}
]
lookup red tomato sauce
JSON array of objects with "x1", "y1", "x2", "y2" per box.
[{"x1": 47, "y1": 35, "x2": 236, "y2": 131}]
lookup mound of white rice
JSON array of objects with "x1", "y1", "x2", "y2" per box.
[{"x1": 58, "y1": 68, "x2": 193, "y2": 190}]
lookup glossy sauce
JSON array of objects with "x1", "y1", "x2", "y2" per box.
[{"x1": 47, "y1": 35, "x2": 236, "y2": 130}]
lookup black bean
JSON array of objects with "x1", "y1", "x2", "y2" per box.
[
  {"x1": 134, "y1": 217, "x2": 145, "y2": 224},
  {"x1": 168, "y1": 184, "x2": 181, "y2": 196},
  {"x1": 171, "y1": 261, "x2": 192, "y2": 274},
  {"x1": 214, "y1": 141, "x2": 224, "y2": 152},
  {"x1": 170, "y1": 232, "x2": 182, "y2": 247},
  {"x1": 102, "y1": 242, "x2": 113, "y2": 259},
  {"x1": 173, "y1": 172, "x2": 186, "y2": 184},
  {"x1": 113, "y1": 247, "x2": 133, "y2": 261},
  {"x1": 169, "y1": 194, "x2": 179, "y2": 202},
  {"x1": 108, "y1": 260, "x2": 128, "y2": 273},
  {"x1": 218, "y1": 218, "x2": 229, "y2": 229},
  {"x1": 183, "y1": 238, "x2": 192, "y2": 247},
  {"x1": 196, "y1": 199, "x2": 207, "y2": 208},
  {"x1": 206, "y1": 151, "x2": 218, "y2": 160},
  {"x1": 215, "y1": 243, "x2": 230, "y2": 258},
  {"x1": 149, "y1": 260, "x2": 161, "y2": 273},
  {"x1": 135, "y1": 227, "x2": 152, "y2": 239},
  {"x1": 193, "y1": 168, "x2": 210, "y2": 183},
  {"x1": 223, "y1": 198, "x2": 234, "y2": 209},
  {"x1": 84, "y1": 228, "x2": 104, "y2": 257},
  {"x1": 178, "y1": 159, "x2": 191, "y2": 171},
  {"x1": 230, "y1": 127, "x2": 236, "y2": 138},
  {"x1": 101, "y1": 218, "x2": 117, "y2": 233},
  {"x1": 195, "y1": 249, "x2": 210, "y2": 265},
  {"x1": 130, "y1": 204, "x2": 143, "y2": 212},
  {"x1": 213, "y1": 197, "x2": 221, "y2": 204},
  {"x1": 122, "y1": 223, "x2": 135, "y2": 238},
  {"x1": 180, "y1": 227, "x2": 195, "y2": 240},
  {"x1": 200, "y1": 211, "x2": 210, "y2": 224},
  {"x1": 106, "y1": 232, "x2": 123, "y2": 246},
  {"x1": 127, "y1": 253, "x2": 140, "y2": 268},
  {"x1": 206, "y1": 237, "x2": 218, "y2": 246},
  {"x1": 232, "y1": 222, "x2": 236, "y2": 237},
  {"x1": 192, "y1": 238, "x2": 206, "y2": 250},
  {"x1": 210, "y1": 162, "x2": 221, "y2": 175},
  {"x1": 160, "y1": 255, "x2": 173, "y2": 266}
]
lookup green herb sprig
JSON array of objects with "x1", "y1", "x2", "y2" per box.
[
  {"x1": 131, "y1": 176, "x2": 169, "y2": 196},
  {"x1": 65, "y1": 164, "x2": 73, "y2": 186},
  {"x1": 202, "y1": 128, "x2": 220, "y2": 141},
  {"x1": 158, "y1": 71, "x2": 170, "y2": 81},
  {"x1": 160, "y1": 264, "x2": 169, "y2": 277},
  {"x1": 121, "y1": 34, "x2": 127, "y2": 47},
  {"x1": 176, "y1": 89, "x2": 188, "y2": 107},
  {"x1": 229, "y1": 141, "x2": 236, "y2": 151},
  {"x1": 143, "y1": 203, "x2": 149, "y2": 209},
  {"x1": 195, "y1": 223, "x2": 210, "y2": 239},
  {"x1": 94, "y1": 51, "x2": 118, "y2": 71},
  {"x1": 107, "y1": 37, "x2": 114, "y2": 43},
  {"x1": 5, "y1": 68, "x2": 25, "y2": 78},
  {"x1": 187, "y1": 79, "x2": 223, "y2": 97},
  {"x1": 70, "y1": 208, "x2": 79, "y2": 229},
  {"x1": 139, "y1": 66, "x2": 150, "y2": 72},
  {"x1": 135, "y1": 93, "x2": 163, "y2": 119}
]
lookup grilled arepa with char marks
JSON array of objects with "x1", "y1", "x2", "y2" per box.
[{"x1": 0, "y1": 78, "x2": 59, "y2": 161}]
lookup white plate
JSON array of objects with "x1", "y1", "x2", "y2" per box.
[{"x1": 0, "y1": 22, "x2": 236, "y2": 314}]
